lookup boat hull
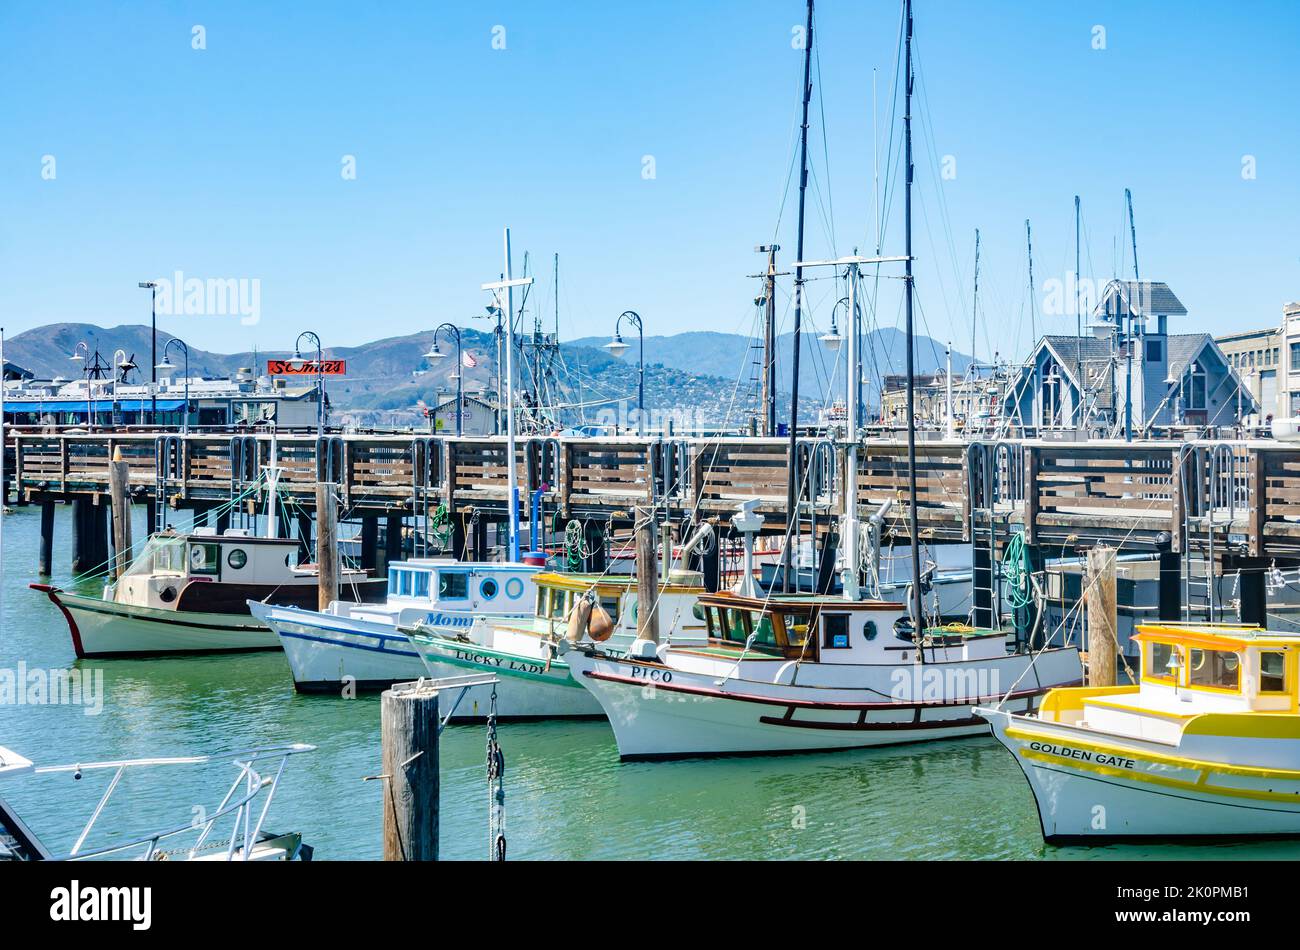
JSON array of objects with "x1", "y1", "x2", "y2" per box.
[
  {"x1": 567, "y1": 648, "x2": 1082, "y2": 759},
  {"x1": 409, "y1": 635, "x2": 603, "y2": 720},
  {"x1": 250, "y1": 602, "x2": 432, "y2": 693},
  {"x1": 982, "y1": 708, "x2": 1300, "y2": 839},
  {"x1": 35, "y1": 586, "x2": 277, "y2": 658}
]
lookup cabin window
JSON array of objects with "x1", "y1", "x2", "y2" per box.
[
  {"x1": 439, "y1": 571, "x2": 469, "y2": 600},
  {"x1": 1188, "y1": 648, "x2": 1239, "y2": 690},
  {"x1": 1145, "y1": 641, "x2": 1179, "y2": 682},
  {"x1": 151, "y1": 539, "x2": 185, "y2": 574},
  {"x1": 821, "y1": 613, "x2": 851, "y2": 649},
  {"x1": 188, "y1": 543, "x2": 220, "y2": 576},
  {"x1": 781, "y1": 613, "x2": 810, "y2": 647},
  {"x1": 752, "y1": 612, "x2": 777, "y2": 647},
  {"x1": 1260, "y1": 651, "x2": 1287, "y2": 693},
  {"x1": 414, "y1": 572, "x2": 431, "y2": 599},
  {"x1": 481, "y1": 578, "x2": 499, "y2": 600},
  {"x1": 396, "y1": 571, "x2": 413, "y2": 597},
  {"x1": 719, "y1": 608, "x2": 750, "y2": 644},
  {"x1": 226, "y1": 548, "x2": 248, "y2": 570},
  {"x1": 600, "y1": 596, "x2": 620, "y2": 623}
]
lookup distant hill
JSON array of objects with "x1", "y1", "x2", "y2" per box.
[{"x1": 4, "y1": 323, "x2": 969, "y2": 425}]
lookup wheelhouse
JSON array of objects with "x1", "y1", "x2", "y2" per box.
[
  {"x1": 385, "y1": 561, "x2": 536, "y2": 611},
  {"x1": 1134, "y1": 622, "x2": 1300, "y2": 711},
  {"x1": 694, "y1": 592, "x2": 905, "y2": 662}
]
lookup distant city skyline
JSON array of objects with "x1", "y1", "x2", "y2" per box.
[{"x1": 2, "y1": 0, "x2": 1296, "y2": 370}]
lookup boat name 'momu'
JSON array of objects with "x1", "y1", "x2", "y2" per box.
[{"x1": 1028, "y1": 740, "x2": 1136, "y2": 770}]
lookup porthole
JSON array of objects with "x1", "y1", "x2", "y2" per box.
[
  {"x1": 864, "y1": 620, "x2": 878, "y2": 641},
  {"x1": 480, "y1": 578, "x2": 499, "y2": 600},
  {"x1": 504, "y1": 578, "x2": 525, "y2": 599},
  {"x1": 159, "y1": 586, "x2": 177, "y2": 603},
  {"x1": 227, "y1": 549, "x2": 248, "y2": 570}
]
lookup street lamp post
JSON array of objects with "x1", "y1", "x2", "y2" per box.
[
  {"x1": 69, "y1": 341, "x2": 92, "y2": 432},
  {"x1": 156, "y1": 338, "x2": 190, "y2": 434},
  {"x1": 289, "y1": 331, "x2": 324, "y2": 436},
  {"x1": 605, "y1": 309, "x2": 644, "y2": 436},
  {"x1": 423, "y1": 323, "x2": 464, "y2": 436},
  {"x1": 138, "y1": 281, "x2": 158, "y2": 424}
]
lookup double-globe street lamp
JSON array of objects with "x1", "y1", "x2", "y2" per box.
[
  {"x1": 156, "y1": 338, "x2": 190, "y2": 434},
  {"x1": 423, "y1": 323, "x2": 464, "y2": 436}
]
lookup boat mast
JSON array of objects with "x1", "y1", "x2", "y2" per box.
[
  {"x1": 781, "y1": 0, "x2": 815, "y2": 593},
  {"x1": 903, "y1": 0, "x2": 924, "y2": 638},
  {"x1": 1026, "y1": 218, "x2": 1036, "y2": 343},
  {"x1": 970, "y1": 228, "x2": 980, "y2": 364}
]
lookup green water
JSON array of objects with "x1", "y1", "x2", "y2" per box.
[{"x1": 3, "y1": 504, "x2": 1298, "y2": 861}]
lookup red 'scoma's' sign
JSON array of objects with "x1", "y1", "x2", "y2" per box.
[{"x1": 267, "y1": 359, "x2": 346, "y2": 376}]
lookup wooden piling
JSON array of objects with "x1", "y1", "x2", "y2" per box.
[
  {"x1": 1085, "y1": 545, "x2": 1118, "y2": 686},
  {"x1": 383, "y1": 512, "x2": 403, "y2": 575},
  {"x1": 635, "y1": 505, "x2": 660, "y2": 644},
  {"x1": 316, "y1": 481, "x2": 339, "y2": 611},
  {"x1": 107, "y1": 450, "x2": 133, "y2": 579},
  {"x1": 360, "y1": 514, "x2": 379, "y2": 572},
  {"x1": 380, "y1": 683, "x2": 439, "y2": 861},
  {"x1": 38, "y1": 497, "x2": 55, "y2": 576}
]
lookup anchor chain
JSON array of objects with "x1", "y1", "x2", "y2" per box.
[{"x1": 486, "y1": 686, "x2": 506, "y2": 861}]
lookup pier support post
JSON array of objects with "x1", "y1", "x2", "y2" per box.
[
  {"x1": 584, "y1": 520, "x2": 606, "y2": 574},
  {"x1": 1085, "y1": 545, "x2": 1118, "y2": 686},
  {"x1": 449, "y1": 506, "x2": 467, "y2": 560},
  {"x1": 380, "y1": 682, "x2": 439, "y2": 861},
  {"x1": 71, "y1": 497, "x2": 108, "y2": 575},
  {"x1": 360, "y1": 514, "x2": 379, "y2": 573},
  {"x1": 38, "y1": 497, "x2": 55, "y2": 576},
  {"x1": 634, "y1": 506, "x2": 660, "y2": 647},
  {"x1": 316, "y1": 482, "x2": 339, "y2": 611},
  {"x1": 1235, "y1": 556, "x2": 1268, "y2": 628},
  {"x1": 383, "y1": 512, "x2": 403, "y2": 575},
  {"x1": 296, "y1": 510, "x2": 313, "y2": 563},
  {"x1": 108, "y1": 451, "x2": 134, "y2": 579},
  {"x1": 1158, "y1": 549, "x2": 1182, "y2": 621}
]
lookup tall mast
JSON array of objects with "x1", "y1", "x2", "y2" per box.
[
  {"x1": 781, "y1": 0, "x2": 815, "y2": 593},
  {"x1": 1074, "y1": 195, "x2": 1082, "y2": 364},
  {"x1": 1025, "y1": 218, "x2": 1037, "y2": 343},
  {"x1": 904, "y1": 0, "x2": 923, "y2": 638},
  {"x1": 759, "y1": 244, "x2": 779, "y2": 437},
  {"x1": 970, "y1": 228, "x2": 980, "y2": 364},
  {"x1": 1126, "y1": 188, "x2": 1139, "y2": 281},
  {"x1": 505, "y1": 228, "x2": 519, "y2": 559}
]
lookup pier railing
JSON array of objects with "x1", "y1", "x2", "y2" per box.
[{"x1": 10, "y1": 431, "x2": 1300, "y2": 556}]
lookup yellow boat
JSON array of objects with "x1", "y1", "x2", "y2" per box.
[{"x1": 977, "y1": 622, "x2": 1300, "y2": 840}]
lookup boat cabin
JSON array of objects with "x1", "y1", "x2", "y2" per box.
[
  {"x1": 116, "y1": 530, "x2": 316, "y2": 610},
  {"x1": 1039, "y1": 623, "x2": 1300, "y2": 743},
  {"x1": 692, "y1": 592, "x2": 909, "y2": 662},
  {"x1": 384, "y1": 560, "x2": 538, "y2": 614},
  {"x1": 526, "y1": 572, "x2": 705, "y2": 642},
  {"x1": 1135, "y1": 623, "x2": 1298, "y2": 713}
]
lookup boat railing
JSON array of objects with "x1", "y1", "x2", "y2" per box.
[{"x1": 31, "y1": 742, "x2": 315, "y2": 861}]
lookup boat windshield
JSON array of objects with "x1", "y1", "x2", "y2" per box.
[{"x1": 122, "y1": 535, "x2": 186, "y2": 578}]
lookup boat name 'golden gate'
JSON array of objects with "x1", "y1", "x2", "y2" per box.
[{"x1": 1027, "y1": 740, "x2": 1136, "y2": 770}]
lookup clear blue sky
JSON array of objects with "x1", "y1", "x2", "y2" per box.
[{"x1": 1, "y1": 0, "x2": 1296, "y2": 363}]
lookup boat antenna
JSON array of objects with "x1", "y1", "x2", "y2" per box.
[
  {"x1": 1125, "y1": 188, "x2": 1139, "y2": 281},
  {"x1": 780, "y1": 0, "x2": 815, "y2": 594},
  {"x1": 1025, "y1": 218, "x2": 1036, "y2": 344},
  {"x1": 903, "y1": 0, "x2": 924, "y2": 643}
]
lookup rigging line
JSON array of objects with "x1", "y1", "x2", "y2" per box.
[{"x1": 811, "y1": 13, "x2": 837, "y2": 255}]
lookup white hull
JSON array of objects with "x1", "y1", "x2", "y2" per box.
[
  {"x1": 47, "y1": 590, "x2": 276, "y2": 657},
  {"x1": 982, "y1": 708, "x2": 1300, "y2": 839},
  {"x1": 250, "y1": 602, "x2": 429, "y2": 692},
  {"x1": 568, "y1": 648, "x2": 1083, "y2": 759}
]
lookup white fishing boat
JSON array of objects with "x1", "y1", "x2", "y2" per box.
[
  {"x1": 33, "y1": 529, "x2": 385, "y2": 658},
  {"x1": 0, "y1": 742, "x2": 315, "y2": 860},
  {"x1": 248, "y1": 560, "x2": 539, "y2": 692},
  {"x1": 402, "y1": 569, "x2": 709, "y2": 720},
  {"x1": 563, "y1": 590, "x2": 1081, "y2": 759},
  {"x1": 979, "y1": 621, "x2": 1300, "y2": 840}
]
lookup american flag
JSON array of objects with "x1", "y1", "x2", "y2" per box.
[{"x1": 462, "y1": 351, "x2": 478, "y2": 368}]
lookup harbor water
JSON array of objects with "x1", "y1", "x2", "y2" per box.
[{"x1": 3, "y1": 503, "x2": 1297, "y2": 861}]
